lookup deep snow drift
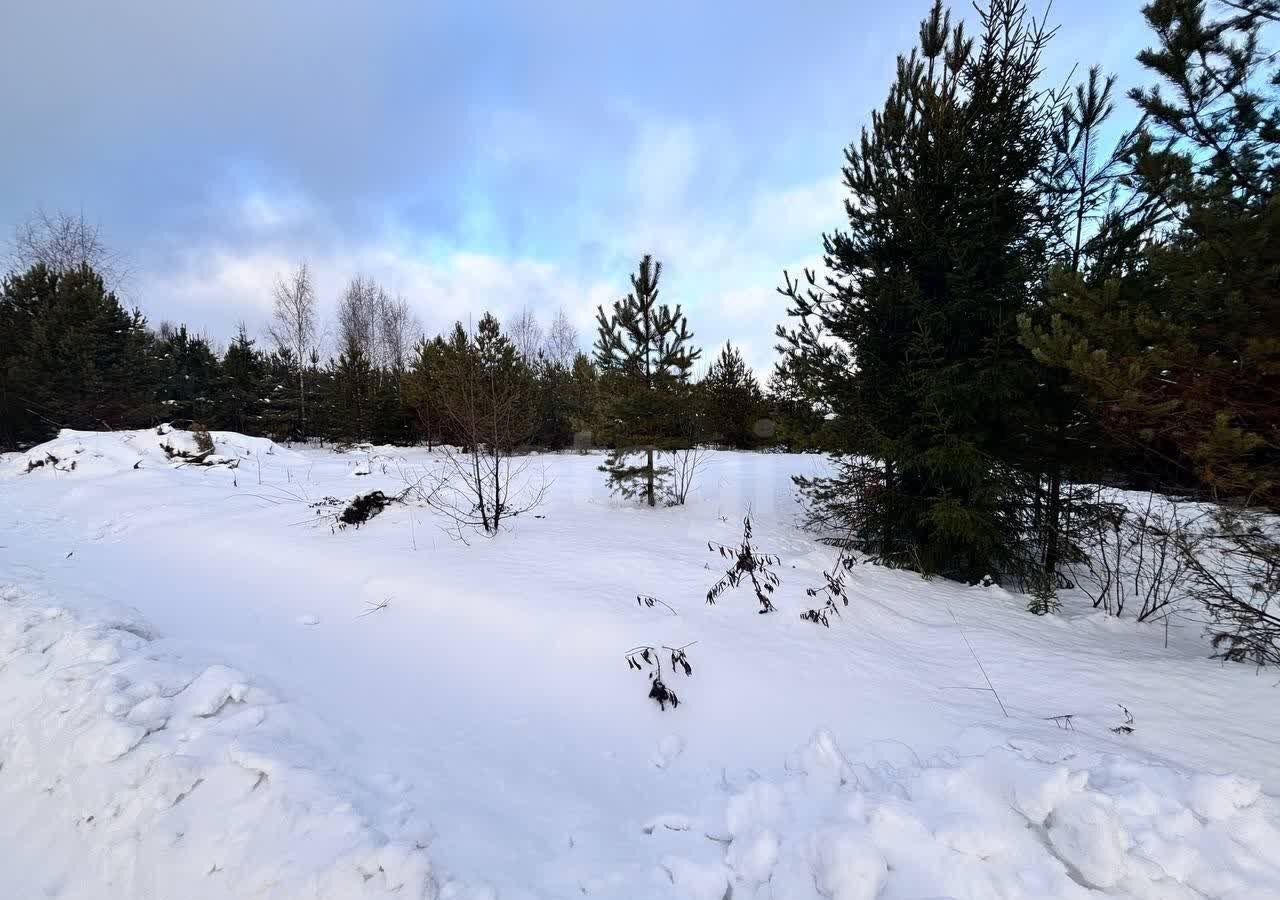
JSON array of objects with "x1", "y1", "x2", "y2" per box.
[{"x1": 2, "y1": 428, "x2": 1279, "y2": 899}]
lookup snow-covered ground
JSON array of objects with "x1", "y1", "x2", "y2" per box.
[{"x1": 2, "y1": 428, "x2": 1279, "y2": 899}]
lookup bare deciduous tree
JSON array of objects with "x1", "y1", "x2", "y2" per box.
[
  {"x1": 1073, "y1": 490, "x2": 1197, "y2": 622},
  {"x1": 268, "y1": 262, "x2": 318, "y2": 435},
  {"x1": 380, "y1": 293, "x2": 419, "y2": 375},
  {"x1": 665, "y1": 446, "x2": 710, "y2": 506},
  {"x1": 509, "y1": 306, "x2": 544, "y2": 362},
  {"x1": 417, "y1": 313, "x2": 548, "y2": 537},
  {"x1": 545, "y1": 307, "x2": 579, "y2": 368},
  {"x1": 9, "y1": 208, "x2": 129, "y2": 288},
  {"x1": 336, "y1": 274, "x2": 383, "y2": 366},
  {"x1": 335, "y1": 276, "x2": 420, "y2": 374}
]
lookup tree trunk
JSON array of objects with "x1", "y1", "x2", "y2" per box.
[
  {"x1": 646, "y1": 447, "x2": 655, "y2": 507},
  {"x1": 1044, "y1": 462, "x2": 1062, "y2": 583}
]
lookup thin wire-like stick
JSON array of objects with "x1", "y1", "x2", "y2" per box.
[{"x1": 946, "y1": 602, "x2": 1009, "y2": 718}]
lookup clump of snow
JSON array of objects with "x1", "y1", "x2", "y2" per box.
[
  {"x1": 0, "y1": 585, "x2": 444, "y2": 900},
  {"x1": 653, "y1": 730, "x2": 1280, "y2": 900},
  {"x1": 8, "y1": 427, "x2": 304, "y2": 478}
]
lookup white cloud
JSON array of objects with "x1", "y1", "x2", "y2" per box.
[
  {"x1": 134, "y1": 239, "x2": 618, "y2": 360},
  {"x1": 132, "y1": 154, "x2": 844, "y2": 379}
]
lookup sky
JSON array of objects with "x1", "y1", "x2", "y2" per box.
[{"x1": 1, "y1": 0, "x2": 1155, "y2": 374}]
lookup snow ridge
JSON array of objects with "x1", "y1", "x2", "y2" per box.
[{"x1": 0, "y1": 584, "x2": 439, "y2": 900}]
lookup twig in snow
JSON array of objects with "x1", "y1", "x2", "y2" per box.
[
  {"x1": 945, "y1": 600, "x2": 1009, "y2": 718},
  {"x1": 637, "y1": 594, "x2": 677, "y2": 615},
  {"x1": 1111, "y1": 704, "x2": 1135, "y2": 735},
  {"x1": 357, "y1": 597, "x2": 392, "y2": 618}
]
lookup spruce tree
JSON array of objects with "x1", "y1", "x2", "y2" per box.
[
  {"x1": 778, "y1": 0, "x2": 1054, "y2": 580},
  {"x1": 594, "y1": 255, "x2": 701, "y2": 506}
]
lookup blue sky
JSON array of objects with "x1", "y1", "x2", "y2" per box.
[{"x1": 1, "y1": 0, "x2": 1154, "y2": 373}]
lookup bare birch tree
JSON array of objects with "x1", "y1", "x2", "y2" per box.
[
  {"x1": 545, "y1": 307, "x2": 579, "y2": 368},
  {"x1": 380, "y1": 293, "x2": 419, "y2": 375},
  {"x1": 268, "y1": 262, "x2": 318, "y2": 435},
  {"x1": 509, "y1": 306, "x2": 544, "y2": 362},
  {"x1": 336, "y1": 274, "x2": 383, "y2": 366}
]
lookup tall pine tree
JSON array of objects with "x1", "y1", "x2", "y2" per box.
[
  {"x1": 778, "y1": 0, "x2": 1054, "y2": 580},
  {"x1": 594, "y1": 255, "x2": 701, "y2": 506},
  {"x1": 1024, "y1": 0, "x2": 1280, "y2": 507}
]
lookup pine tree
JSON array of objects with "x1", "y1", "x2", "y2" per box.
[
  {"x1": 405, "y1": 335, "x2": 446, "y2": 448},
  {"x1": 1, "y1": 263, "x2": 156, "y2": 447},
  {"x1": 332, "y1": 333, "x2": 373, "y2": 443},
  {"x1": 156, "y1": 324, "x2": 220, "y2": 425},
  {"x1": 1024, "y1": 0, "x2": 1280, "y2": 507},
  {"x1": 215, "y1": 323, "x2": 266, "y2": 433},
  {"x1": 702, "y1": 342, "x2": 765, "y2": 449},
  {"x1": 594, "y1": 255, "x2": 701, "y2": 506},
  {"x1": 778, "y1": 0, "x2": 1054, "y2": 580},
  {"x1": 766, "y1": 357, "x2": 829, "y2": 451},
  {"x1": 567, "y1": 351, "x2": 600, "y2": 448}
]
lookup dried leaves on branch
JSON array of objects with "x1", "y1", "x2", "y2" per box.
[
  {"x1": 637, "y1": 594, "x2": 678, "y2": 615},
  {"x1": 625, "y1": 642, "x2": 695, "y2": 710},
  {"x1": 706, "y1": 513, "x2": 780, "y2": 613},
  {"x1": 802, "y1": 547, "x2": 856, "y2": 626}
]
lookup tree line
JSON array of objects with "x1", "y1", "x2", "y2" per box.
[{"x1": 0, "y1": 240, "x2": 809, "y2": 464}]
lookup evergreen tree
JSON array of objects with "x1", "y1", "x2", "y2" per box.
[
  {"x1": 1024, "y1": 0, "x2": 1280, "y2": 507},
  {"x1": 332, "y1": 333, "x2": 373, "y2": 443},
  {"x1": 566, "y1": 351, "x2": 601, "y2": 448},
  {"x1": 594, "y1": 255, "x2": 701, "y2": 506},
  {"x1": 765, "y1": 363, "x2": 829, "y2": 452},
  {"x1": 778, "y1": 0, "x2": 1054, "y2": 580},
  {"x1": 702, "y1": 342, "x2": 766, "y2": 449},
  {"x1": 1, "y1": 263, "x2": 155, "y2": 447},
  {"x1": 156, "y1": 324, "x2": 220, "y2": 425},
  {"x1": 405, "y1": 334, "x2": 447, "y2": 448},
  {"x1": 216, "y1": 323, "x2": 266, "y2": 434},
  {"x1": 529, "y1": 357, "x2": 576, "y2": 450},
  {"x1": 259, "y1": 347, "x2": 302, "y2": 441}
]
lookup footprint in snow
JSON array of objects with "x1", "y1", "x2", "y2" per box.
[
  {"x1": 652, "y1": 734, "x2": 686, "y2": 769},
  {"x1": 296, "y1": 615, "x2": 320, "y2": 626}
]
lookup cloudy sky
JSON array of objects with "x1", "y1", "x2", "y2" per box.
[{"x1": 2, "y1": 0, "x2": 1153, "y2": 372}]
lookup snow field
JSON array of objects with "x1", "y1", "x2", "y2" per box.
[{"x1": 3, "y1": 427, "x2": 1280, "y2": 898}]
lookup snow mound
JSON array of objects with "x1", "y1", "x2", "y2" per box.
[
  {"x1": 7, "y1": 427, "x2": 304, "y2": 477},
  {"x1": 658, "y1": 730, "x2": 1280, "y2": 900},
  {"x1": 0, "y1": 585, "x2": 442, "y2": 900}
]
